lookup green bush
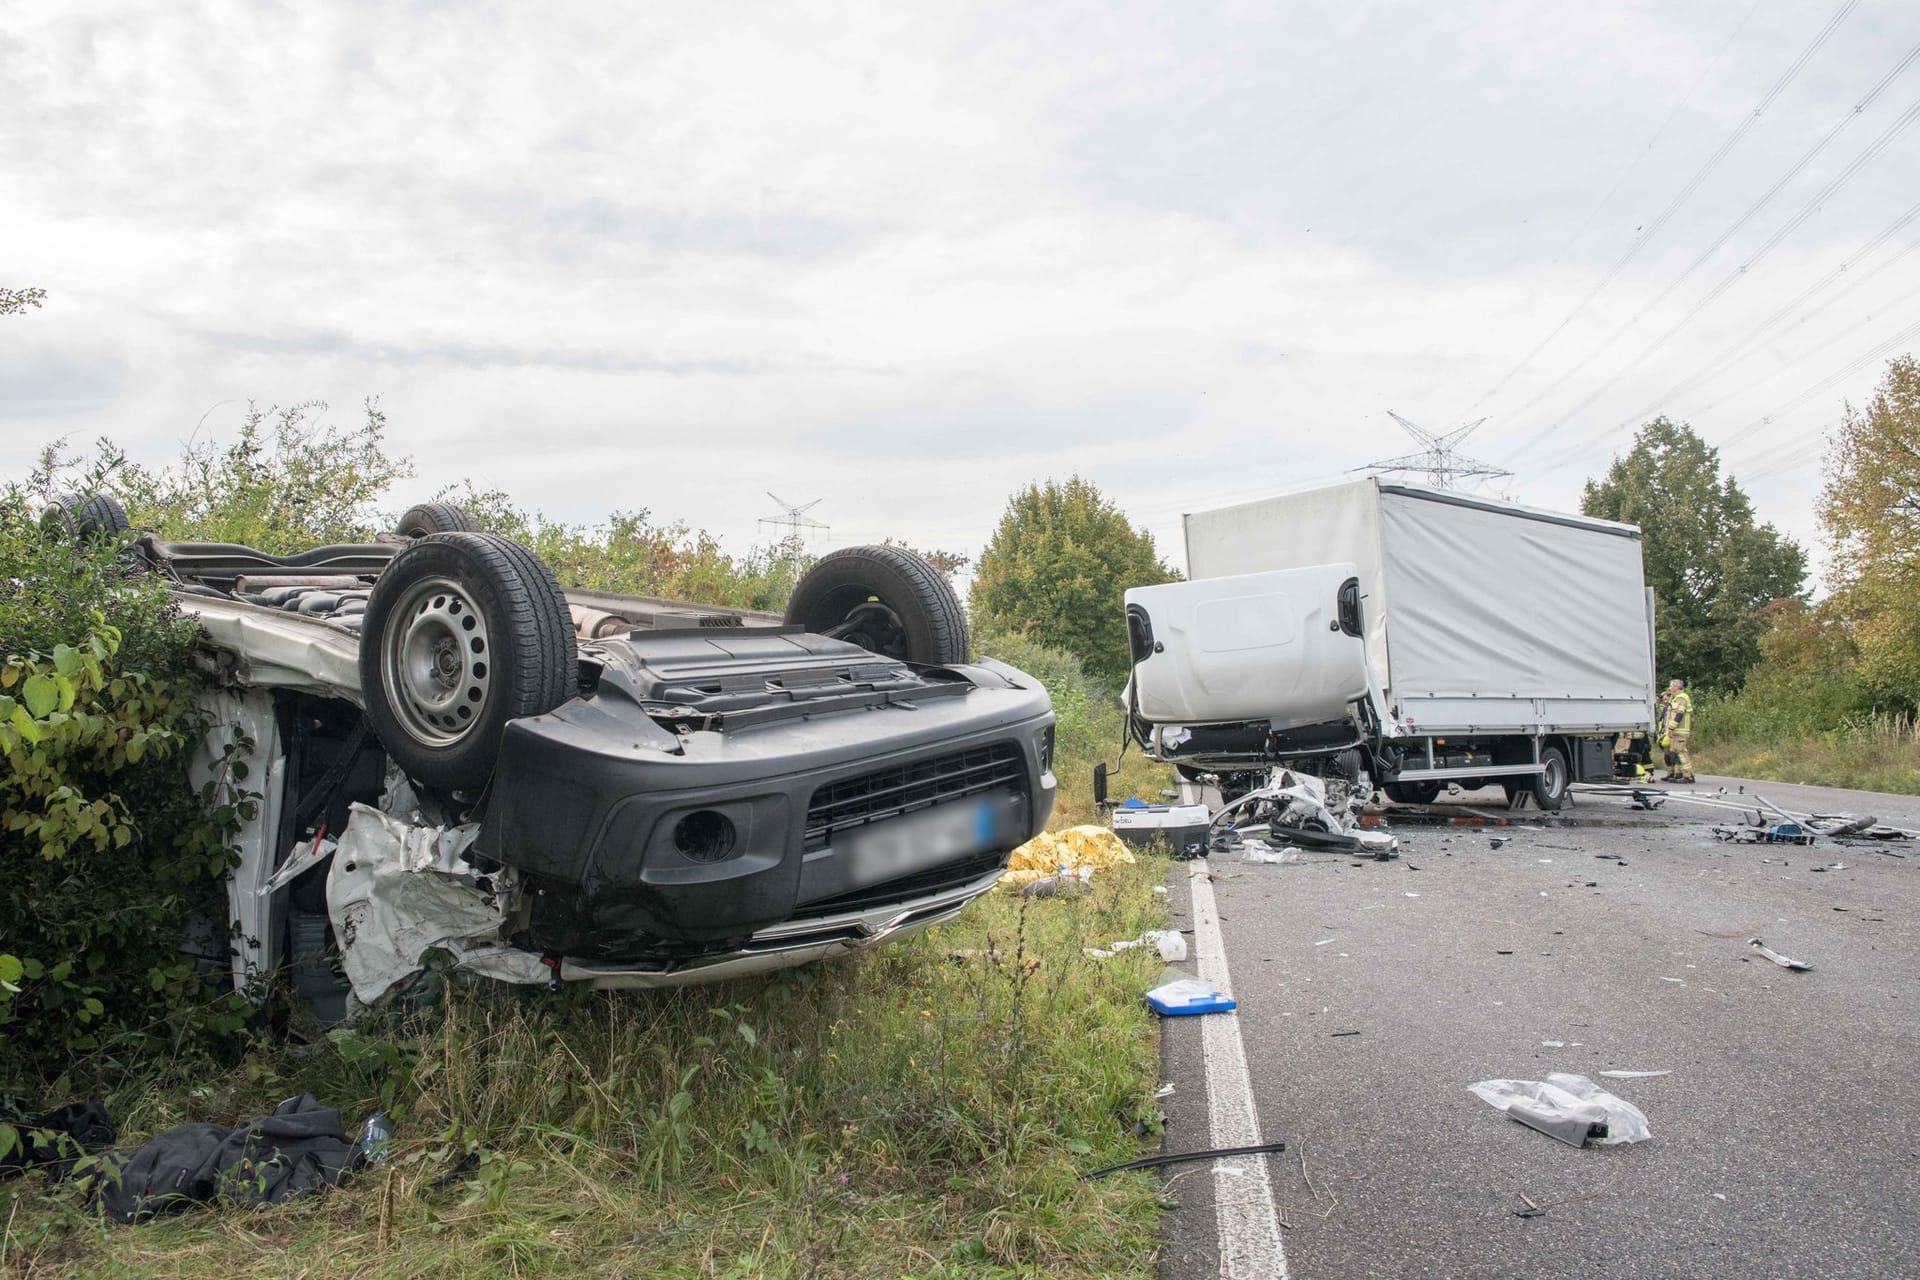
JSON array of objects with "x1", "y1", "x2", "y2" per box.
[
  {"x1": 429, "y1": 480, "x2": 809, "y2": 611},
  {"x1": 0, "y1": 481, "x2": 249, "y2": 1088},
  {"x1": 972, "y1": 477, "x2": 1178, "y2": 690},
  {"x1": 974, "y1": 626, "x2": 1173, "y2": 826}
]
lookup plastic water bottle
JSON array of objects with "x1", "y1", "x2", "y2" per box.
[{"x1": 351, "y1": 1109, "x2": 393, "y2": 1168}]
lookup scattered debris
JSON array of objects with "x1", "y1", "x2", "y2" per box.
[
  {"x1": 1331, "y1": 1030, "x2": 1361, "y2": 1037},
  {"x1": 1599, "y1": 1070, "x2": 1671, "y2": 1079},
  {"x1": 1080, "y1": 1139, "x2": 1286, "y2": 1181},
  {"x1": 1209, "y1": 769, "x2": 1398, "y2": 858},
  {"x1": 1147, "y1": 978, "x2": 1237, "y2": 1016},
  {"x1": 1713, "y1": 821, "x2": 1814, "y2": 845},
  {"x1": 1244, "y1": 841, "x2": 1302, "y2": 865},
  {"x1": 1489, "y1": 836, "x2": 1509, "y2": 849},
  {"x1": 1112, "y1": 801, "x2": 1213, "y2": 857},
  {"x1": 1086, "y1": 930, "x2": 1187, "y2": 962},
  {"x1": 1154, "y1": 1083, "x2": 1177, "y2": 1099},
  {"x1": 1748, "y1": 938, "x2": 1814, "y2": 972},
  {"x1": 1468, "y1": 1073, "x2": 1652, "y2": 1148}
]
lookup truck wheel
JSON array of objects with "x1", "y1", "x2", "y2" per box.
[
  {"x1": 785, "y1": 545, "x2": 968, "y2": 665},
  {"x1": 359, "y1": 532, "x2": 577, "y2": 792},
  {"x1": 42, "y1": 492, "x2": 131, "y2": 543},
  {"x1": 395, "y1": 502, "x2": 482, "y2": 538},
  {"x1": 1529, "y1": 745, "x2": 1570, "y2": 811},
  {"x1": 1385, "y1": 781, "x2": 1441, "y2": 805}
]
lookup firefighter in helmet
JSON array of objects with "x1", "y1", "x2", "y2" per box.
[{"x1": 1658, "y1": 677, "x2": 1694, "y2": 784}]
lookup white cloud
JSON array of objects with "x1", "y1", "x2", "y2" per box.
[{"x1": 4, "y1": 0, "x2": 1916, "y2": 586}]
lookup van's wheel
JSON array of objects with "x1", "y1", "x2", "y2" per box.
[
  {"x1": 42, "y1": 492, "x2": 131, "y2": 543},
  {"x1": 1385, "y1": 781, "x2": 1441, "y2": 805},
  {"x1": 1528, "y1": 745, "x2": 1570, "y2": 812},
  {"x1": 395, "y1": 502, "x2": 482, "y2": 538},
  {"x1": 784, "y1": 545, "x2": 968, "y2": 665},
  {"x1": 359, "y1": 533, "x2": 577, "y2": 792}
]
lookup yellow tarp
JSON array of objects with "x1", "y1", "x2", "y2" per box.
[{"x1": 997, "y1": 825, "x2": 1137, "y2": 892}]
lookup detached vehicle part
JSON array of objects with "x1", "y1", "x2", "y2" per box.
[{"x1": 50, "y1": 496, "x2": 1055, "y2": 1014}]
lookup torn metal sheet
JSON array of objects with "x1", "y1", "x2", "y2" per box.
[
  {"x1": 181, "y1": 596, "x2": 364, "y2": 705},
  {"x1": 325, "y1": 803, "x2": 525, "y2": 1004},
  {"x1": 1211, "y1": 767, "x2": 1398, "y2": 857}
]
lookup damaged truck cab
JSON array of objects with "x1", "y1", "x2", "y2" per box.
[{"x1": 1124, "y1": 479, "x2": 1658, "y2": 810}]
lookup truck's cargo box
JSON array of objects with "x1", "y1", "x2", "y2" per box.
[{"x1": 1179, "y1": 479, "x2": 1655, "y2": 736}]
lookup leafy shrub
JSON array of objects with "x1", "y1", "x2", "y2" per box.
[
  {"x1": 430, "y1": 481, "x2": 809, "y2": 611},
  {"x1": 110, "y1": 400, "x2": 414, "y2": 553},
  {"x1": 971, "y1": 477, "x2": 1178, "y2": 689},
  {"x1": 974, "y1": 625, "x2": 1173, "y2": 825},
  {"x1": 0, "y1": 475, "x2": 249, "y2": 1087}
]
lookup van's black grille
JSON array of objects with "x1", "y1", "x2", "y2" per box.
[{"x1": 805, "y1": 742, "x2": 1024, "y2": 850}]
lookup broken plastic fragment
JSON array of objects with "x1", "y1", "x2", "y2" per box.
[
  {"x1": 1598, "y1": 1070, "x2": 1671, "y2": 1079},
  {"x1": 1244, "y1": 842, "x2": 1301, "y2": 865},
  {"x1": 1748, "y1": 938, "x2": 1814, "y2": 971},
  {"x1": 1146, "y1": 978, "x2": 1236, "y2": 1016},
  {"x1": 1085, "y1": 930, "x2": 1187, "y2": 962}
]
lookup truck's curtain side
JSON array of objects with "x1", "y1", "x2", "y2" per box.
[
  {"x1": 1183, "y1": 478, "x2": 1392, "y2": 680},
  {"x1": 1376, "y1": 492, "x2": 1651, "y2": 703}
]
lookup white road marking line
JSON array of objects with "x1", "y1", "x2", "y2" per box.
[{"x1": 1188, "y1": 862, "x2": 1289, "y2": 1280}]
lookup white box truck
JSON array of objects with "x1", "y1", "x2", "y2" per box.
[{"x1": 1123, "y1": 478, "x2": 1657, "y2": 810}]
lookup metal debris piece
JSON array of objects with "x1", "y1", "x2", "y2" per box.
[
  {"x1": 1080, "y1": 1140, "x2": 1287, "y2": 1181},
  {"x1": 1748, "y1": 938, "x2": 1814, "y2": 972}
]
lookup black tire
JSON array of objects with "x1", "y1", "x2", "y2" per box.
[
  {"x1": 784, "y1": 545, "x2": 969, "y2": 665},
  {"x1": 1529, "y1": 745, "x2": 1571, "y2": 812},
  {"x1": 395, "y1": 502, "x2": 482, "y2": 538},
  {"x1": 1385, "y1": 780, "x2": 1442, "y2": 805},
  {"x1": 42, "y1": 492, "x2": 130, "y2": 543},
  {"x1": 358, "y1": 532, "x2": 577, "y2": 792}
]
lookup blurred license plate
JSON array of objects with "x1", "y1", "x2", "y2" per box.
[{"x1": 840, "y1": 795, "x2": 1012, "y2": 888}]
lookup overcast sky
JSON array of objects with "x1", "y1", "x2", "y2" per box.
[{"x1": 6, "y1": 0, "x2": 1918, "y2": 584}]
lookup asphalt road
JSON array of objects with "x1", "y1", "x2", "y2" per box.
[{"x1": 1156, "y1": 776, "x2": 1920, "y2": 1280}]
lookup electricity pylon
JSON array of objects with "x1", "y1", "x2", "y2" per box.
[{"x1": 1362, "y1": 411, "x2": 1513, "y2": 488}]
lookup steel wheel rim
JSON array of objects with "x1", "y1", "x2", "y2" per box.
[
  {"x1": 1543, "y1": 753, "x2": 1565, "y2": 797},
  {"x1": 382, "y1": 575, "x2": 491, "y2": 746}
]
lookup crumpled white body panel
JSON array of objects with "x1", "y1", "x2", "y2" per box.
[
  {"x1": 324, "y1": 803, "x2": 541, "y2": 1004},
  {"x1": 181, "y1": 595, "x2": 365, "y2": 705}
]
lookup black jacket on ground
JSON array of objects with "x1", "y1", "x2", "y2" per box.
[{"x1": 93, "y1": 1093, "x2": 354, "y2": 1224}]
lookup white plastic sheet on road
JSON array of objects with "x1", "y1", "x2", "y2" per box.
[{"x1": 1469, "y1": 1072, "x2": 1653, "y2": 1147}]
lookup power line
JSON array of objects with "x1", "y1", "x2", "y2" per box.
[
  {"x1": 1452, "y1": 0, "x2": 1860, "y2": 421},
  {"x1": 1417, "y1": 0, "x2": 1763, "y2": 412},
  {"x1": 1600, "y1": 198, "x2": 1920, "y2": 430},
  {"x1": 1734, "y1": 314, "x2": 1920, "y2": 478},
  {"x1": 1501, "y1": 38, "x2": 1920, "y2": 440},
  {"x1": 1514, "y1": 89, "x2": 1920, "y2": 472}
]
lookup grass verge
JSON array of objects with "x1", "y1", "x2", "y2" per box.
[
  {"x1": 4, "y1": 635, "x2": 1180, "y2": 1278},
  {"x1": 5, "y1": 858, "x2": 1174, "y2": 1278},
  {"x1": 1697, "y1": 729, "x2": 1920, "y2": 802}
]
